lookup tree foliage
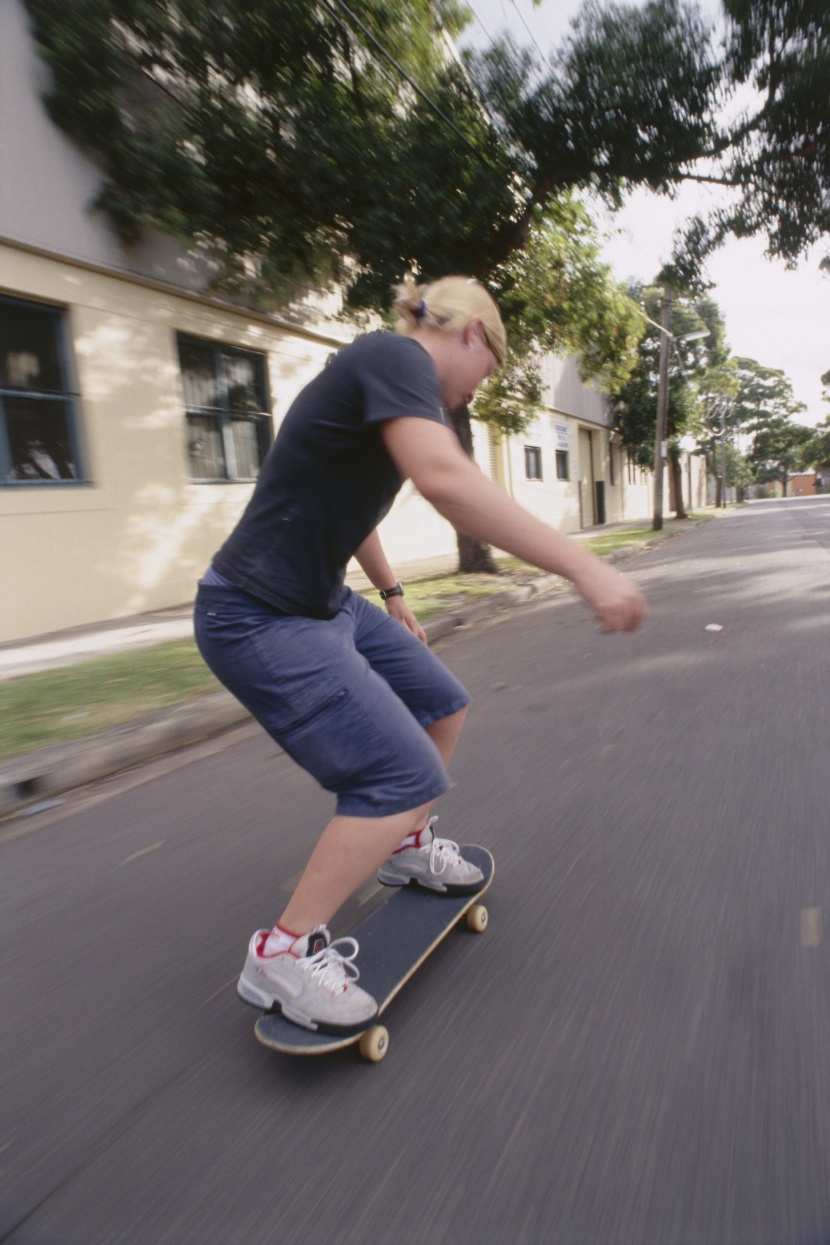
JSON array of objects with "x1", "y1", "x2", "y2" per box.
[
  {"x1": 24, "y1": 0, "x2": 829, "y2": 305},
  {"x1": 803, "y1": 416, "x2": 830, "y2": 470},
  {"x1": 23, "y1": 0, "x2": 519, "y2": 305},
  {"x1": 611, "y1": 286, "x2": 714, "y2": 471},
  {"x1": 21, "y1": 0, "x2": 732, "y2": 304},
  {"x1": 474, "y1": 198, "x2": 643, "y2": 435},
  {"x1": 23, "y1": 0, "x2": 828, "y2": 531},
  {"x1": 730, "y1": 359, "x2": 810, "y2": 494},
  {"x1": 472, "y1": 0, "x2": 830, "y2": 278}
]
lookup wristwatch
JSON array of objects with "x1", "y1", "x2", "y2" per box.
[{"x1": 379, "y1": 582, "x2": 404, "y2": 601}]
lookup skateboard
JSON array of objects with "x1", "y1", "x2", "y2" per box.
[{"x1": 254, "y1": 845, "x2": 494, "y2": 1063}]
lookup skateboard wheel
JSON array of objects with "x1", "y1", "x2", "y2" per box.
[
  {"x1": 359, "y1": 1025, "x2": 389, "y2": 1063},
  {"x1": 466, "y1": 904, "x2": 488, "y2": 933}
]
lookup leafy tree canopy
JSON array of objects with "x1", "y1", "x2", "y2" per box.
[
  {"x1": 803, "y1": 416, "x2": 830, "y2": 469},
  {"x1": 23, "y1": 0, "x2": 520, "y2": 304},
  {"x1": 730, "y1": 356, "x2": 807, "y2": 431},
  {"x1": 471, "y1": 0, "x2": 829, "y2": 280},
  {"x1": 474, "y1": 197, "x2": 643, "y2": 435},
  {"x1": 24, "y1": 0, "x2": 829, "y2": 306},
  {"x1": 611, "y1": 285, "x2": 714, "y2": 468},
  {"x1": 20, "y1": 0, "x2": 728, "y2": 306},
  {"x1": 670, "y1": 0, "x2": 830, "y2": 277}
]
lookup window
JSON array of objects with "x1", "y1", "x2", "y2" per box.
[
  {"x1": 0, "y1": 296, "x2": 84, "y2": 483},
  {"x1": 524, "y1": 445, "x2": 542, "y2": 481},
  {"x1": 178, "y1": 335, "x2": 272, "y2": 481},
  {"x1": 555, "y1": 449, "x2": 569, "y2": 480}
]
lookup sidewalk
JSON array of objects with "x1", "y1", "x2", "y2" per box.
[{"x1": 0, "y1": 522, "x2": 686, "y2": 818}]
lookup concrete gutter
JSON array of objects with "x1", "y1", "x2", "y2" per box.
[{"x1": 0, "y1": 534, "x2": 674, "y2": 819}]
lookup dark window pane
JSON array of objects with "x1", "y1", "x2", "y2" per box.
[
  {"x1": 231, "y1": 417, "x2": 262, "y2": 478},
  {"x1": 178, "y1": 339, "x2": 220, "y2": 410},
  {"x1": 4, "y1": 396, "x2": 77, "y2": 480},
  {"x1": 186, "y1": 413, "x2": 226, "y2": 479},
  {"x1": 556, "y1": 450, "x2": 569, "y2": 480},
  {"x1": 524, "y1": 445, "x2": 542, "y2": 481},
  {"x1": 223, "y1": 349, "x2": 266, "y2": 413},
  {"x1": 0, "y1": 303, "x2": 63, "y2": 392}
]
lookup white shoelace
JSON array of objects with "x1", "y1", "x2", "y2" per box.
[
  {"x1": 409, "y1": 815, "x2": 464, "y2": 877},
  {"x1": 301, "y1": 936, "x2": 362, "y2": 995},
  {"x1": 426, "y1": 835, "x2": 464, "y2": 877}
]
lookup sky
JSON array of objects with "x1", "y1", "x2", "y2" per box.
[{"x1": 459, "y1": 0, "x2": 829, "y2": 427}]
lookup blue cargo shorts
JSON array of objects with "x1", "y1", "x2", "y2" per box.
[{"x1": 193, "y1": 583, "x2": 471, "y2": 818}]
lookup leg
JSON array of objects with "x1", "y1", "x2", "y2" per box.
[
  {"x1": 424, "y1": 705, "x2": 468, "y2": 767},
  {"x1": 278, "y1": 707, "x2": 470, "y2": 932},
  {"x1": 278, "y1": 802, "x2": 432, "y2": 932}
]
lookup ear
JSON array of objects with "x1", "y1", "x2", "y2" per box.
[{"x1": 464, "y1": 318, "x2": 482, "y2": 349}]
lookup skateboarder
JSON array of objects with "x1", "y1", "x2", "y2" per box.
[{"x1": 194, "y1": 274, "x2": 644, "y2": 1035}]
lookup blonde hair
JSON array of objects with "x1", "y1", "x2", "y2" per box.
[{"x1": 392, "y1": 274, "x2": 507, "y2": 367}]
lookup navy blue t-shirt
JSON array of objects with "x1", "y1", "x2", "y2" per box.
[{"x1": 211, "y1": 332, "x2": 448, "y2": 617}]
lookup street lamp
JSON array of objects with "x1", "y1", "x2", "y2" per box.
[{"x1": 648, "y1": 292, "x2": 710, "y2": 531}]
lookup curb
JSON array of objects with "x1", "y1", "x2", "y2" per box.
[
  {"x1": 0, "y1": 692, "x2": 250, "y2": 819},
  {"x1": 0, "y1": 539, "x2": 663, "y2": 819}
]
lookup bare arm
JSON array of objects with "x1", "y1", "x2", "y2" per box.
[
  {"x1": 354, "y1": 528, "x2": 428, "y2": 643},
  {"x1": 380, "y1": 417, "x2": 645, "y2": 632}
]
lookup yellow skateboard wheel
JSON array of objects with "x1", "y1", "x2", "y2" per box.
[
  {"x1": 466, "y1": 904, "x2": 488, "y2": 933},
  {"x1": 359, "y1": 1025, "x2": 389, "y2": 1063}
]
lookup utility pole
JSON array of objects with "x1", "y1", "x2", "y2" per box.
[
  {"x1": 652, "y1": 288, "x2": 672, "y2": 531},
  {"x1": 720, "y1": 400, "x2": 727, "y2": 507}
]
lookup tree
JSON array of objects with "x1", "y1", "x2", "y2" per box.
[
  {"x1": 696, "y1": 373, "x2": 739, "y2": 508},
  {"x1": 803, "y1": 416, "x2": 830, "y2": 473},
  {"x1": 22, "y1": 0, "x2": 522, "y2": 305},
  {"x1": 471, "y1": 0, "x2": 829, "y2": 279},
  {"x1": 719, "y1": 0, "x2": 830, "y2": 266},
  {"x1": 669, "y1": 1, "x2": 830, "y2": 281},
  {"x1": 24, "y1": 0, "x2": 654, "y2": 568},
  {"x1": 27, "y1": 0, "x2": 826, "y2": 555},
  {"x1": 25, "y1": 0, "x2": 830, "y2": 288},
  {"x1": 22, "y1": 0, "x2": 731, "y2": 303},
  {"x1": 611, "y1": 286, "x2": 715, "y2": 516},
  {"x1": 750, "y1": 419, "x2": 812, "y2": 496},
  {"x1": 454, "y1": 197, "x2": 643, "y2": 568},
  {"x1": 729, "y1": 360, "x2": 810, "y2": 494}
]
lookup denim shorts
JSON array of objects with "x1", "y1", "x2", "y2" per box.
[{"x1": 193, "y1": 583, "x2": 471, "y2": 818}]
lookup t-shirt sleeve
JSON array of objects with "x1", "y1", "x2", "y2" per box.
[{"x1": 360, "y1": 336, "x2": 448, "y2": 429}]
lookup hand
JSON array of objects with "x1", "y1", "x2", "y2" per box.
[
  {"x1": 573, "y1": 561, "x2": 645, "y2": 633},
  {"x1": 384, "y1": 595, "x2": 428, "y2": 644}
]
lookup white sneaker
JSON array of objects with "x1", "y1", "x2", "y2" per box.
[
  {"x1": 377, "y1": 817, "x2": 484, "y2": 895},
  {"x1": 237, "y1": 925, "x2": 378, "y2": 1035}
]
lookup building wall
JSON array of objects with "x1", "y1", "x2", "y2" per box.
[
  {"x1": 0, "y1": 247, "x2": 460, "y2": 641},
  {"x1": 497, "y1": 404, "x2": 653, "y2": 533},
  {"x1": 790, "y1": 473, "x2": 817, "y2": 497}
]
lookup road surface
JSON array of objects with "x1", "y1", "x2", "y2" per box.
[{"x1": 2, "y1": 498, "x2": 829, "y2": 1244}]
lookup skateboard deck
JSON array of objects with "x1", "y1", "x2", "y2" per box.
[{"x1": 254, "y1": 845, "x2": 494, "y2": 1062}]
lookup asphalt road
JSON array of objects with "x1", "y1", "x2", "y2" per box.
[{"x1": 3, "y1": 498, "x2": 829, "y2": 1245}]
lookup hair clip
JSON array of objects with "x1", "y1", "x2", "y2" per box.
[{"x1": 414, "y1": 299, "x2": 427, "y2": 319}]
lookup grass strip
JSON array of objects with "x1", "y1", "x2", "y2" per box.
[
  {"x1": 2, "y1": 520, "x2": 708, "y2": 761},
  {"x1": 0, "y1": 642, "x2": 221, "y2": 761}
]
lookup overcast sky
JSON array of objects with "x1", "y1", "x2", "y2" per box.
[{"x1": 460, "y1": 0, "x2": 829, "y2": 426}]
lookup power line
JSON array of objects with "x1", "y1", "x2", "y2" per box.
[
  {"x1": 508, "y1": 0, "x2": 550, "y2": 67},
  {"x1": 463, "y1": 1, "x2": 495, "y2": 46},
  {"x1": 324, "y1": 0, "x2": 490, "y2": 163}
]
